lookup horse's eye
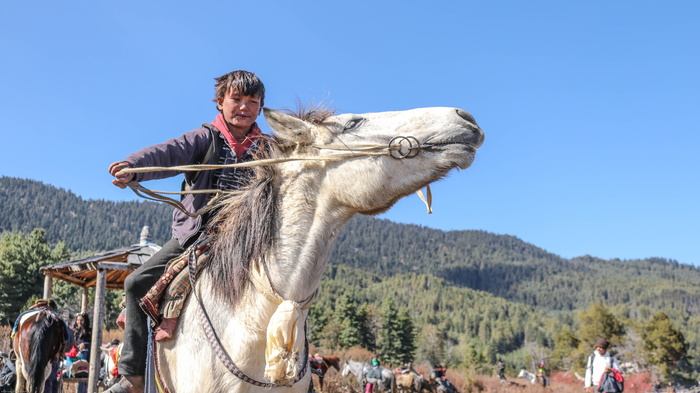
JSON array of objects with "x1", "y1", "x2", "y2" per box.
[{"x1": 343, "y1": 118, "x2": 364, "y2": 132}]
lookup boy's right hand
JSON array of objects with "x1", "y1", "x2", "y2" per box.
[{"x1": 108, "y1": 161, "x2": 134, "y2": 189}]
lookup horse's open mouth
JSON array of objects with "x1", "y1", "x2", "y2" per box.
[
  {"x1": 422, "y1": 141, "x2": 478, "y2": 154},
  {"x1": 423, "y1": 128, "x2": 484, "y2": 152}
]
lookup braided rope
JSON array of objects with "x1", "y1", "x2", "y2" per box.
[{"x1": 186, "y1": 247, "x2": 309, "y2": 388}]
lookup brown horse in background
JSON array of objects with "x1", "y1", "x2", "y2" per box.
[
  {"x1": 309, "y1": 355, "x2": 340, "y2": 392},
  {"x1": 12, "y1": 308, "x2": 68, "y2": 393}
]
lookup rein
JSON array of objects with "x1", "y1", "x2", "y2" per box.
[
  {"x1": 121, "y1": 136, "x2": 456, "y2": 216},
  {"x1": 185, "y1": 242, "x2": 310, "y2": 388}
]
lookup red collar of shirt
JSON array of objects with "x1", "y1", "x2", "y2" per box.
[{"x1": 212, "y1": 113, "x2": 261, "y2": 160}]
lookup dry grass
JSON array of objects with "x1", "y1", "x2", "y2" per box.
[
  {"x1": 306, "y1": 347, "x2": 656, "y2": 393},
  {"x1": 319, "y1": 371, "x2": 654, "y2": 393},
  {"x1": 102, "y1": 328, "x2": 124, "y2": 343},
  {"x1": 1, "y1": 333, "x2": 657, "y2": 393}
]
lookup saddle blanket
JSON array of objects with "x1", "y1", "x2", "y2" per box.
[
  {"x1": 139, "y1": 236, "x2": 213, "y2": 341},
  {"x1": 11, "y1": 307, "x2": 70, "y2": 342},
  {"x1": 396, "y1": 373, "x2": 414, "y2": 387}
]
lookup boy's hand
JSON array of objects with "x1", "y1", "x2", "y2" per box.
[{"x1": 109, "y1": 161, "x2": 134, "y2": 189}]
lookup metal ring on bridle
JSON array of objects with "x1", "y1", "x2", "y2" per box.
[{"x1": 389, "y1": 136, "x2": 421, "y2": 159}]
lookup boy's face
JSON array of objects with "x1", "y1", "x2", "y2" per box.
[{"x1": 218, "y1": 88, "x2": 261, "y2": 133}]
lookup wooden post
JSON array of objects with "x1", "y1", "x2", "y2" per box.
[
  {"x1": 81, "y1": 286, "x2": 90, "y2": 314},
  {"x1": 88, "y1": 268, "x2": 106, "y2": 393},
  {"x1": 43, "y1": 273, "x2": 53, "y2": 299}
]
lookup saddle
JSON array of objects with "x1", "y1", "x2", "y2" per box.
[
  {"x1": 140, "y1": 236, "x2": 213, "y2": 341},
  {"x1": 109, "y1": 343, "x2": 122, "y2": 377}
]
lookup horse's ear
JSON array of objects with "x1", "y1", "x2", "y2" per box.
[{"x1": 263, "y1": 108, "x2": 313, "y2": 144}]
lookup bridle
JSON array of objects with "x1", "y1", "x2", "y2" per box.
[{"x1": 121, "y1": 135, "x2": 473, "y2": 216}]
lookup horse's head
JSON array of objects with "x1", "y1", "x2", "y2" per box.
[{"x1": 264, "y1": 106, "x2": 484, "y2": 216}]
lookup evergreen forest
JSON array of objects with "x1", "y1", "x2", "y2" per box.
[{"x1": 1, "y1": 176, "x2": 698, "y2": 384}]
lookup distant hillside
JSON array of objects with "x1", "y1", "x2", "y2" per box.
[
  {"x1": 3, "y1": 176, "x2": 700, "y2": 316},
  {"x1": 0, "y1": 176, "x2": 172, "y2": 251},
  {"x1": 330, "y1": 215, "x2": 700, "y2": 315},
  {"x1": 2, "y1": 176, "x2": 699, "y2": 364}
]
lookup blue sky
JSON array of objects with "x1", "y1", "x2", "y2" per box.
[{"x1": 1, "y1": 1, "x2": 698, "y2": 266}]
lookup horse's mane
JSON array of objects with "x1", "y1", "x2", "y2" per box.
[
  {"x1": 205, "y1": 136, "x2": 280, "y2": 306},
  {"x1": 284, "y1": 101, "x2": 335, "y2": 124},
  {"x1": 204, "y1": 105, "x2": 335, "y2": 306}
]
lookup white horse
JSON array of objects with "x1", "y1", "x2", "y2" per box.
[
  {"x1": 155, "y1": 106, "x2": 484, "y2": 393},
  {"x1": 341, "y1": 359, "x2": 395, "y2": 393},
  {"x1": 516, "y1": 369, "x2": 535, "y2": 384},
  {"x1": 100, "y1": 342, "x2": 122, "y2": 388},
  {"x1": 517, "y1": 368, "x2": 548, "y2": 386}
]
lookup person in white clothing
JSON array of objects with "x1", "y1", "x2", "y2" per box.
[{"x1": 584, "y1": 338, "x2": 621, "y2": 392}]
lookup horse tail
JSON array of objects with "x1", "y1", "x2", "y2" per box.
[{"x1": 26, "y1": 310, "x2": 61, "y2": 393}]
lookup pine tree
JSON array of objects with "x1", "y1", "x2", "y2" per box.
[
  {"x1": 336, "y1": 294, "x2": 365, "y2": 348},
  {"x1": 378, "y1": 297, "x2": 403, "y2": 366},
  {"x1": 0, "y1": 229, "x2": 69, "y2": 321},
  {"x1": 550, "y1": 326, "x2": 580, "y2": 370},
  {"x1": 396, "y1": 309, "x2": 416, "y2": 365},
  {"x1": 358, "y1": 303, "x2": 376, "y2": 351},
  {"x1": 461, "y1": 341, "x2": 484, "y2": 368},
  {"x1": 643, "y1": 311, "x2": 691, "y2": 381},
  {"x1": 417, "y1": 324, "x2": 445, "y2": 366},
  {"x1": 575, "y1": 303, "x2": 625, "y2": 369}
]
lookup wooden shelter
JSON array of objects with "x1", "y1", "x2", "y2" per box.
[{"x1": 39, "y1": 226, "x2": 161, "y2": 393}]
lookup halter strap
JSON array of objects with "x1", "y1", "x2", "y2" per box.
[
  {"x1": 184, "y1": 246, "x2": 309, "y2": 388},
  {"x1": 249, "y1": 259, "x2": 316, "y2": 310}
]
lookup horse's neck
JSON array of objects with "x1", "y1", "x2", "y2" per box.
[
  {"x1": 194, "y1": 178, "x2": 353, "y2": 352},
  {"x1": 266, "y1": 183, "x2": 353, "y2": 302}
]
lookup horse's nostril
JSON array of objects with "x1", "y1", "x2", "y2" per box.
[{"x1": 456, "y1": 109, "x2": 475, "y2": 124}]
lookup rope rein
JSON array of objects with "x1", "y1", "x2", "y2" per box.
[{"x1": 122, "y1": 136, "x2": 442, "y2": 216}]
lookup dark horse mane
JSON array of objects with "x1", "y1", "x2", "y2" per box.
[
  {"x1": 205, "y1": 106, "x2": 335, "y2": 306},
  {"x1": 205, "y1": 135, "x2": 279, "y2": 306},
  {"x1": 27, "y1": 310, "x2": 66, "y2": 392}
]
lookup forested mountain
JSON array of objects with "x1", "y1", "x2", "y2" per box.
[
  {"x1": 0, "y1": 176, "x2": 172, "y2": 251},
  {"x1": 330, "y1": 217, "x2": 700, "y2": 315},
  {"x1": 2, "y1": 176, "x2": 699, "y2": 377}
]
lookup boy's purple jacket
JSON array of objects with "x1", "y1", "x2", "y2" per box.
[{"x1": 124, "y1": 124, "x2": 259, "y2": 245}]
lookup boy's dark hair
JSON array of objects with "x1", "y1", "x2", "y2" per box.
[{"x1": 213, "y1": 70, "x2": 265, "y2": 110}]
